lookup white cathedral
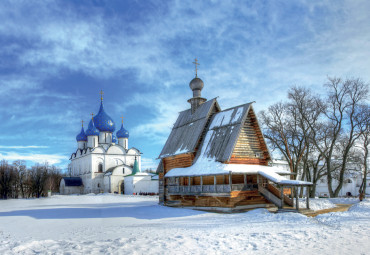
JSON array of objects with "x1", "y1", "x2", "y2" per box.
[{"x1": 60, "y1": 92, "x2": 141, "y2": 195}]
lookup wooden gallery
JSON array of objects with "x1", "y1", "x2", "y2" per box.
[{"x1": 157, "y1": 66, "x2": 312, "y2": 212}]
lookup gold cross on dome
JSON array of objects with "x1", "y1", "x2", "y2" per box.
[
  {"x1": 91, "y1": 113, "x2": 94, "y2": 121},
  {"x1": 120, "y1": 116, "x2": 125, "y2": 124},
  {"x1": 100, "y1": 90, "x2": 104, "y2": 101},
  {"x1": 81, "y1": 120, "x2": 84, "y2": 127},
  {"x1": 192, "y1": 58, "x2": 200, "y2": 77}
]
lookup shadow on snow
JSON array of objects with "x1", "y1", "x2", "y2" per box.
[{"x1": 0, "y1": 203, "x2": 207, "y2": 220}]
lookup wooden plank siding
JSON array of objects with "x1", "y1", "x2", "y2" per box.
[
  {"x1": 163, "y1": 153, "x2": 195, "y2": 174},
  {"x1": 229, "y1": 108, "x2": 270, "y2": 165}
]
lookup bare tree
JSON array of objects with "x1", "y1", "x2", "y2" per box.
[
  {"x1": 29, "y1": 163, "x2": 49, "y2": 198},
  {"x1": 287, "y1": 87, "x2": 326, "y2": 196},
  {"x1": 0, "y1": 160, "x2": 16, "y2": 199},
  {"x1": 12, "y1": 160, "x2": 27, "y2": 198},
  {"x1": 44, "y1": 165, "x2": 62, "y2": 194},
  {"x1": 260, "y1": 102, "x2": 307, "y2": 176},
  {"x1": 355, "y1": 104, "x2": 370, "y2": 199},
  {"x1": 304, "y1": 78, "x2": 369, "y2": 197},
  {"x1": 261, "y1": 79, "x2": 368, "y2": 198}
]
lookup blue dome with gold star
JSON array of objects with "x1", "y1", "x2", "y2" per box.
[
  {"x1": 76, "y1": 127, "x2": 87, "y2": 141},
  {"x1": 86, "y1": 119, "x2": 100, "y2": 136},
  {"x1": 116, "y1": 123, "x2": 129, "y2": 138},
  {"x1": 93, "y1": 101, "x2": 115, "y2": 132}
]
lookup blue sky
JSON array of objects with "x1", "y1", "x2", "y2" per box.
[{"x1": 0, "y1": 0, "x2": 369, "y2": 171}]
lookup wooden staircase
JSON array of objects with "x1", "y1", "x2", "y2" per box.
[{"x1": 258, "y1": 183, "x2": 293, "y2": 208}]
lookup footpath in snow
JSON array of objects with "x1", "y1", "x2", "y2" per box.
[{"x1": 0, "y1": 194, "x2": 369, "y2": 255}]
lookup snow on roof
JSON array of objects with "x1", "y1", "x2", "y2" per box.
[
  {"x1": 208, "y1": 105, "x2": 244, "y2": 130},
  {"x1": 194, "y1": 103, "x2": 254, "y2": 163},
  {"x1": 258, "y1": 169, "x2": 312, "y2": 186},
  {"x1": 158, "y1": 99, "x2": 219, "y2": 158},
  {"x1": 164, "y1": 158, "x2": 311, "y2": 186}
]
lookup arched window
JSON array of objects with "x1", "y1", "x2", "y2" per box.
[
  {"x1": 98, "y1": 163, "x2": 103, "y2": 173},
  {"x1": 122, "y1": 168, "x2": 125, "y2": 174}
]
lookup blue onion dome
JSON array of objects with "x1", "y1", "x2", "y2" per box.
[
  {"x1": 76, "y1": 127, "x2": 87, "y2": 141},
  {"x1": 86, "y1": 119, "x2": 100, "y2": 136},
  {"x1": 93, "y1": 101, "x2": 115, "y2": 132},
  {"x1": 116, "y1": 123, "x2": 129, "y2": 138},
  {"x1": 112, "y1": 133, "x2": 117, "y2": 143}
]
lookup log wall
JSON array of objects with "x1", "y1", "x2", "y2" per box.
[
  {"x1": 229, "y1": 108, "x2": 270, "y2": 165},
  {"x1": 163, "y1": 153, "x2": 195, "y2": 174},
  {"x1": 167, "y1": 190, "x2": 270, "y2": 208}
]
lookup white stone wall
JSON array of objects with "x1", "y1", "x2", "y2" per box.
[
  {"x1": 59, "y1": 180, "x2": 83, "y2": 195},
  {"x1": 124, "y1": 175, "x2": 159, "y2": 195},
  {"x1": 315, "y1": 177, "x2": 359, "y2": 197}
]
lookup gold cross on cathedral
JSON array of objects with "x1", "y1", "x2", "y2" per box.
[
  {"x1": 81, "y1": 120, "x2": 84, "y2": 127},
  {"x1": 100, "y1": 90, "x2": 104, "y2": 101},
  {"x1": 120, "y1": 116, "x2": 125, "y2": 124},
  {"x1": 192, "y1": 58, "x2": 200, "y2": 77},
  {"x1": 91, "y1": 113, "x2": 94, "y2": 121}
]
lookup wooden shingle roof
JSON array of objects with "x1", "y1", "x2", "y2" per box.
[
  {"x1": 195, "y1": 103, "x2": 252, "y2": 162},
  {"x1": 158, "y1": 98, "x2": 220, "y2": 158}
]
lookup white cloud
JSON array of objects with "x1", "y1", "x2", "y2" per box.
[
  {"x1": 117, "y1": 90, "x2": 188, "y2": 144},
  {"x1": 140, "y1": 157, "x2": 159, "y2": 171},
  {"x1": 0, "y1": 145, "x2": 49, "y2": 149},
  {"x1": 0, "y1": 151, "x2": 65, "y2": 165}
]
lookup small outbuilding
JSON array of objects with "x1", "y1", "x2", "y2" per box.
[
  {"x1": 60, "y1": 177, "x2": 84, "y2": 195},
  {"x1": 124, "y1": 158, "x2": 159, "y2": 195}
]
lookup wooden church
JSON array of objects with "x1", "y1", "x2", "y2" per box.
[{"x1": 157, "y1": 60, "x2": 312, "y2": 212}]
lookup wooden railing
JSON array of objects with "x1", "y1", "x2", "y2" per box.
[
  {"x1": 267, "y1": 184, "x2": 293, "y2": 206},
  {"x1": 257, "y1": 177, "x2": 294, "y2": 208},
  {"x1": 167, "y1": 184, "x2": 256, "y2": 195}
]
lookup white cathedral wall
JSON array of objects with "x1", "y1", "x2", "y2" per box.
[
  {"x1": 99, "y1": 132, "x2": 112, "y2": 144},
  {"x1": 92, "y1": 173, "x2": 104, "y2": 193},
  {"x1": 109, "y1": 175, "x2": 125, "y2": 193},
  {"x1": 104, "y1": 175, "x2": 110, "y2": 193}
]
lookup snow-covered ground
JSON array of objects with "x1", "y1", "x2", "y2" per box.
[{"x1": 0, "y1": 194, "x2": 369, "y2": 255}]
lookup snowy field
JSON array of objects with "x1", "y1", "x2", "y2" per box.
[{"x1": 0, "y1": 194, "x2": 369, "y2": 255}]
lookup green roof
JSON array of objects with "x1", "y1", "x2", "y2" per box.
[{"x1": 127, "y1": 158, "x2": 140, "y2": 176}]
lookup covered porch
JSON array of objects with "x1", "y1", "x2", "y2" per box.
[{"x1": 166, "y1": 172, "x2": 258, "y2": 196}]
